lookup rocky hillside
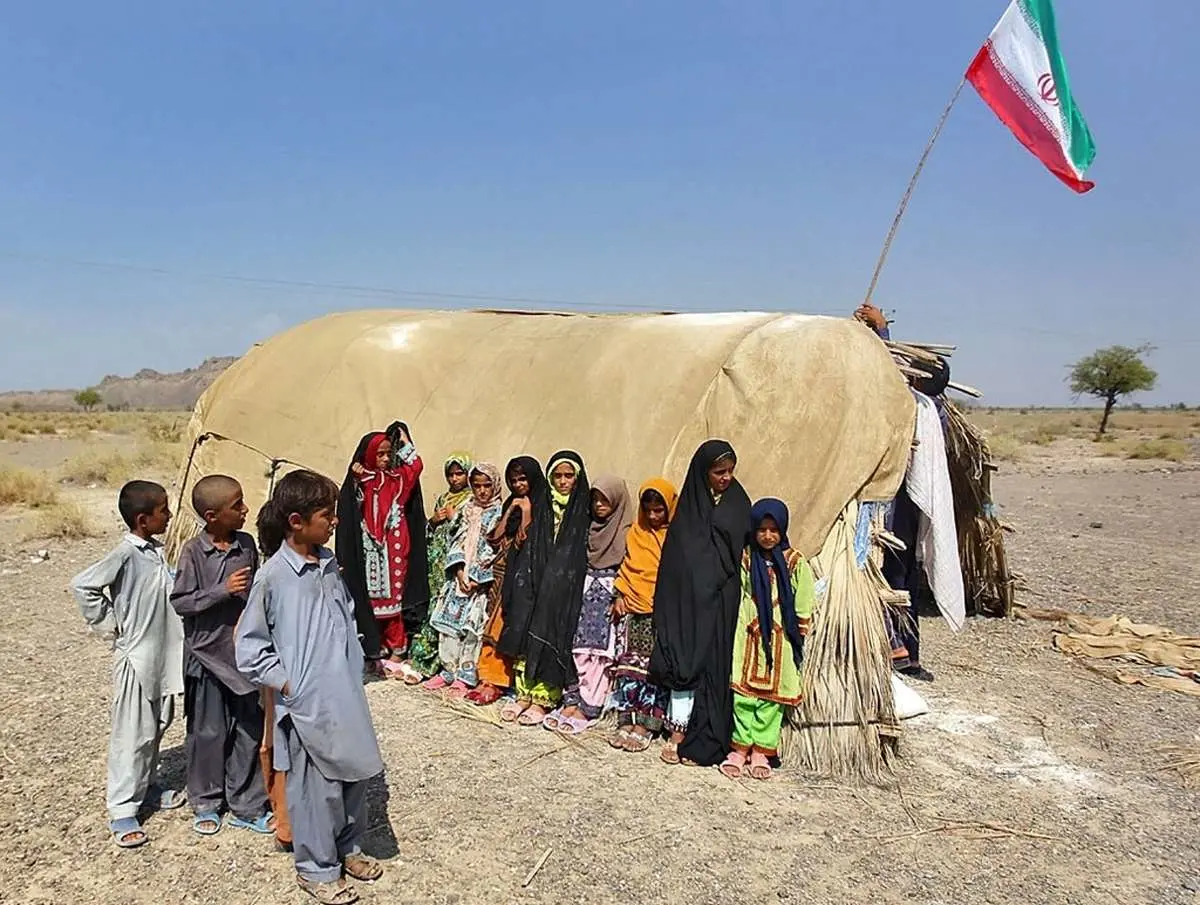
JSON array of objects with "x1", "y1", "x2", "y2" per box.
[{"x1": 0, "y1": 356, "x2": 237, "y2": 411}]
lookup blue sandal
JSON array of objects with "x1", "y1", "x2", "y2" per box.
[
  {"x1": 228, "y1": 812, "x2": 276, "y2": 834},
  {"x1": 109, "y1": 817, "x2": 148, "y2": 848},
  {"x1": 193, "y1": 812, "x2": 222, "y2": 836},
  {"x1": 144, "y1": 787, "x2": 187, "y2": 812}
]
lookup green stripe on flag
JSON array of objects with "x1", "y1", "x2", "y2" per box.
[{"x1": 1021, "y1": 0, "x2": 1096, "y2": 173}]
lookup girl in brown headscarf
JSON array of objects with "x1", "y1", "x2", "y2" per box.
[{"x1": 545, "y1": 474, "x2": 632, "y2": 735}]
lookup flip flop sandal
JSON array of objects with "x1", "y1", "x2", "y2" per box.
[
  {"x1": 500, "y1": 699, "x2": 526, "y2": 723},
  {"x1": 749, "y1": 751, "x2": 773, "y2": 780},
  {"x1": 538, "y1": 707, "x2": 563, "y2": 730},
  {"x1": 609, "y1": 727, "x2": 634, "y2": 750},
  {"x1": 719, "y1": 751, "x2": 747, "y2": 780},
  {"x1": 297, "y1": 876, "x2": 359, "y2": 905},
  {"x1": 555, "y1": 714, "x2": 593, "y2": 737},
  {"x1": 519, "y1": 705, "x2": 550, "y2": 727},
  {"x1": 192, "y1": 812, "x2": 223, "y2": 836},
  {"x1": 465, "y1": 684, "x2": 503, "y2": 707},
  {"x1": 622, "y1": 730, "x2": 653, "y2": 753},
  {"x1": 395, "y1": 662, "x2": 425, "y2": 684},
  {"x1": 144, "y1": 787, "x2": 187, "y2": 811},
  {"x1": 343, "y1": 853, "x2": 384, "y2": 882},
  {"x1": 446, "y1": 680, "x2": 472, "y2": 700},
  {"x1": 228, "y1": 812, "x2": 275, "y2": 834},
  {"x1": 109, "y1": 817, "x2": 148, "y2": 849},
  {"x1": 660, "y1": 742, "x2": 681, "y2": 765}
]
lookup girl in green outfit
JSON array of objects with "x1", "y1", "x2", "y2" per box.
[
  {"x1": 399, "y1": 451, "x2": 473, "y2": 683},
  {"x1": 722, "y1": 498, "x2": 816, "y2": 781}
]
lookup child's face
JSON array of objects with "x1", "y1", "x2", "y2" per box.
[
  {"x1": 643, "y1": 497, "x2": 669, "y2": 530},
  {"x1": 507, "y1": 468, "x2": 530, "y2": 498},
  {"x1": 446, "y1": 464, "x2": 468, "y2": 493},
  {"x1": 290, "y1": 506, "x2": 338, "y2": 547},
  {"x1": 755, "y1": 516, "x2": 782, "y2": 551},
  {"x1": 707, "y1": 457, "x2": 736, "y2": 495},
  {"x1": 206, "y1": 487, "x2": 248, "y2": 535},
  {"x1": 374, "y1": 439, "x2": 393, "y2": 470},
  {"x1": 591, "y1": 490, "x2": 613, "y2": 520},
  {"x1": 470, "y1": 472, "x2": 496, "y2": 506},
  {"x1": 138, "y1": 496, "x2": 172, "y2": 537},
  {"x1": 551, "y1": 462, "x2": 577, "y2": 496}
]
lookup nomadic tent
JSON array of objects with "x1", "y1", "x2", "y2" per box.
[
  {"x1": 166, "y1": 308, "x2": 919, "y2": 783},
  {"x1": 166, "y1": 309, "x2": 915, "y2": 558}
]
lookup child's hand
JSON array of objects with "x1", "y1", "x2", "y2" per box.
[
  {"x1": 610, "y1": 595, "x2": 627, "y2": 619},
  {"x1": 280, "y1": 682, "x2": 291, "y2": 697},
  {"x1": 397, "y1": 426, "x2": 411, "y2": 447},
  {"x1": 456, "y1": 571, "x2": 472, "y2": 595},
  {"x1": 226, "y1": 567, "x2": 252, "y2": 596},
  {"x1": 351, "y1": 462, "x2": 368, "y2": 477}
]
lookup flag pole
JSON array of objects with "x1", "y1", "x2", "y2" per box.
[{"x1": 863, "y1": 76, "x2": 967, "y2": 306}]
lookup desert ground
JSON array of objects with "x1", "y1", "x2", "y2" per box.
[{"x1": 1, "y1": 409, "x2": 1198, "y2": 905}]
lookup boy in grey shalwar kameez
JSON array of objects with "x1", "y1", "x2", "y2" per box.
[
  {"x1": 236, "y1": 469, "x2": 385, "y2": 902},
  {"x1": 71, "y1": 480, "x2": 186, "y2": 848}
]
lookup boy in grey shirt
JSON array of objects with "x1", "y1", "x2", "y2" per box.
[{"x1": 71, "y1": 480, "x2": 186, "y2": 848}]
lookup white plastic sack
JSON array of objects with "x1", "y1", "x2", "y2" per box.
[{"x1": 892, "y1": 673, "x2": 930, "y2": 720}]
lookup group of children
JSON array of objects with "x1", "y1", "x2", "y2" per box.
[{"x1": 71, "y1": 429, "x2": 817, "y2": 904}]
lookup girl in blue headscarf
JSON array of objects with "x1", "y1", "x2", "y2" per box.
[{"x1": 721, "y1": 498, "x2": 816, "y2": 781}]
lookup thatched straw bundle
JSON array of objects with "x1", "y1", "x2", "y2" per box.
[
  {"x1": 942, "y1": 400, "x2": 1014, "y2": 617},
  {"x1": 783, "y1": 503, "x2": 899, "y2": 786}
]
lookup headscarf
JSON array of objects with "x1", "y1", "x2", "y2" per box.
[
  {"x1": 649, "y1": 439, "x2": 751, "y2": 767},
  {"x1": 749, "y1": 498, "x2": 803, "y2": 670},
  {"x1": 518, "y1": 450, "x2": 592, "y2": 689},
  {"x1": 457, "y1": 463, "x2": 502, "y2": 577},
  {"x1": 546, "y1": 455, "x2": 579, "y2": 535},
  {"x1": 613, "y1": 478, "x2": 678, "y2": 615},
  {"x1": 336, "y1": 421, "x2": 430, "y2": 657},
  {"x1": 586, "y1": 474, "x2": 633, "y2": 570},
  {"x1": 496, "y1": 456, "x2": 547, "y2": 658},
  {"x1": 439, "y1": 451, "x2": 475, "y2": 513},
  {"x1": 358, "y1": 433, "x2": 403, "y2": 543}
]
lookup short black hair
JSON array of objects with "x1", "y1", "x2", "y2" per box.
[
  {"x1": 256, "y1": 469, "x2": 339, "y2": 556},
  {"x1": 640, "y1": 488, "x2": 667, "y2": 509},
  {"x1": 192, "y1": 474, "x2": 242, "y2": 519},
  {"x1": 118, "y1": 480, "x2": 168, "y2": 529}
]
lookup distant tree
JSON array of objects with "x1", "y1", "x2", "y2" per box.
[
  {"x1": 1068, "y1": 345, "x2": 1157, "y2": 435},
  {"x1": 74, "y1": 388, "x2": 102, "y2": 412}
]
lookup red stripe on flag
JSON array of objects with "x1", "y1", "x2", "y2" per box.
[{"x1": 966, "y1": 44, "x2": 1094, "y2": 194}]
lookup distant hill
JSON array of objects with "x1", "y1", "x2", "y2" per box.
[{"x1": 0, "y1": 356, "x2": 237, "y2": 411}]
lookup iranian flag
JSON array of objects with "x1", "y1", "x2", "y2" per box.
[{"x1": 966, "y1": 0, "x2": 1096, "y2": 193}]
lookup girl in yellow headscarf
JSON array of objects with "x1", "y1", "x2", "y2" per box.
[{"x1": 608, "y1": 477, "x2": 678, "y2": 753}]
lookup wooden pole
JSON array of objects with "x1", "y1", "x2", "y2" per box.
[{"x1": 863, "y1": 77, "x2": 968, "y2": 307}]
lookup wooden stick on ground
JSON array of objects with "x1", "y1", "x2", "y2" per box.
[{"x1": 522, "y1": 847, "x2": 553, "y2": 888}]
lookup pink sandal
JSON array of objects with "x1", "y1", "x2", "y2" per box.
[
  {"x1": 748, "y1": 751, "x2": 773, "y2": 780},
  {"x1": 719, "y1": 750, "x2": 747, "y2": 779},
  {"x1": 422, "y1": 675, "x2": 451, "y2": 692}
]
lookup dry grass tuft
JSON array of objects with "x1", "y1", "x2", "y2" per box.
[
  {"x1": 59, "y1": 442, "x2": 183, "y2": 486},
  {"x1": 0, "y1": 467, "x2": 59, "y2": 508},
  {"x1": 30, "y1": 502, "x2": 96, "y2": 540},
  {"x1": 986, "y1": 433, "x2": 1025, "y2": 463},
  {"x1": 1124, "y1": 439, "x2": 1190, "y2": 462}
]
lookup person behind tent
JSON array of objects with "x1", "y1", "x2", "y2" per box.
[
  {"x1": 70, "y1": 480, "x2": 186, "y2": 849},
  {"x1": 402, "y1": 451, "x2": 474, "y2": 685},
  {"x1": 468, "y1": 456, "x2": 543, "y2": 708},
  {"x1": 335, "y1": 422, "x2": 428, "y2": 676},
  {"x1": 608, "y1": 477, "x2": 678, "y2": 753},
  {"x1": 237, "y1": 469, "x2": 386, "y2": 904},
  {"x1": 855, "y1": 300, "x2": 960, "y2": 682},
  {"x1": 170, "y1": 474, "x2": 273, "y2": 836},
  {"x1": 497, "y1": 451, "x2": 591, "y2": 727},
  {"x1": 650, "y1": 440, "x2": 751, "y2": 767},
  {"x1": 424, "y1": 462, "x2": 505, "y2": 694},
  {"x1": 546, "y1": 474, "x2": 632, "y2": 735},
  {"x1": 720, "y1": 499, "x2": 816, "y2": 781}
]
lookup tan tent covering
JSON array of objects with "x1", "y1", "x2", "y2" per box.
[{"x1": 167, "y1": 309, "x2": 915, "y2": 559}]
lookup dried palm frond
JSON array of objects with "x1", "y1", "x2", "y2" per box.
[
  {"x1": 783, "y1": 504, "x2": 899, "y2": 786},
  {"x1": 1157, "y1": 742, "x2": 1200, "y2": 786},
  {"x1": 943, "y1": 400, "x2": 1015, "y2": 617}
]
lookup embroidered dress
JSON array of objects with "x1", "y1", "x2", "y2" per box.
[
  {"x1": 730, "y1": 546, "x2": 815, "y2": 758},
  {"x1": 429, "y1": 482, "x2": 502, "y2": 686},
  {"x1": 355, "y1": 438, "x2": 423, "y2": 652},
  {"x1": 610, "y1": 613, "x2": 667, "y2": 730},
  {"x1": 408, "y1": 454, "x2": 474, "y2": 678},
  {"x1": 561, "y1": 566, "x2": 618, "y2": 719}
]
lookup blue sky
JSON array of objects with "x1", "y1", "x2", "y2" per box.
[{"x1": 1, "y1": 1, "x2": 1196, "y2": 405}]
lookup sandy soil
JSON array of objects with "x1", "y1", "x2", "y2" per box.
[{"x1": 1, "y1": 445, "x2": 1198, "y2": 905}]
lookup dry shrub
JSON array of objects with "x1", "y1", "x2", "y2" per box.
[
  {"x1": 1125, "y1": 439, "x2": 1190, "y2": 462},
  {"x1": 31, "y1": 502, "x2": 95, "y2": 540},
  {"x1": 60, "y1": 450, "x2": 132, "y2": 486},
  {"x1": 0, "y1": 467, "x2": 59, "y2": 508},
  {"x1": 986, "y1": 433, "x2": 1025, "y2": 463}
]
